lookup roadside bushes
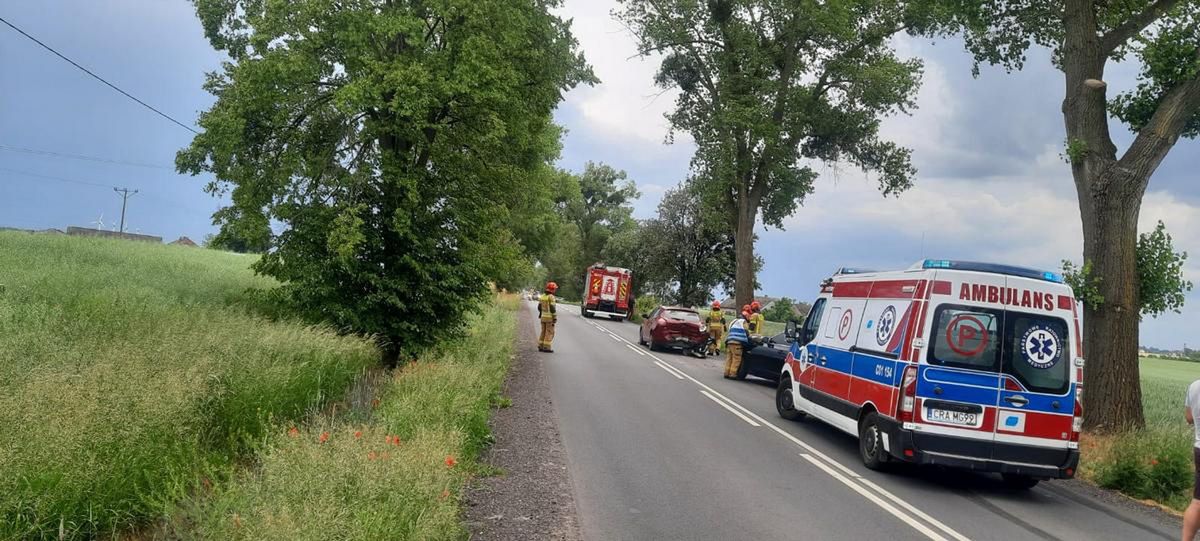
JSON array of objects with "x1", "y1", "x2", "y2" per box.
[{"x1": 1094, "y1": 431, "x2": 1192, "y2": 508}]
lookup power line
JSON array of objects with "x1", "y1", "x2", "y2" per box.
[
  {"x1": 0, "y1": 15, "x2": 199, "y2": 135},
  {"x1": 0, "y1": 166, "x2": 116, "y2": 189},
  {"x1": 0, "y1": 144, "x2": 173, "y2": 170}
]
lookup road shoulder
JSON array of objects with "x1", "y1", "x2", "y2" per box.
[{"x1": 465, "y1": 304, "x2": 582, "y2": 541}]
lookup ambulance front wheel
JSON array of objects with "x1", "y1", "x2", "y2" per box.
[
  {"x1": 776, "y1": 378, "x2": 805, "y2": 421},
  {"x1": 1000, "y1": 474, "x2": 1040, "y2": 490},
  {"x1": 858, "y1": 412, "x2": 890, "y2": 471}
]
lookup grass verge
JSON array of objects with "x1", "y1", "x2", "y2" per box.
[
  {"x1": 1079, "y1": 356, "x2": 1200, "y2": 512},
  {"x1": 0, "y1": 232, "x2": 378, "y2": 539},
  {"x1": 168, "y1": 294, "x2": 519, "y2": 539}
]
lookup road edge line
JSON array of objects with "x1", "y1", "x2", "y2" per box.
[
  {"x1": 800, "y1": 454, "x2": 947, "y2": 541},
  {"x1": 700, "y1": 390, "x2": 760, "y2": 427}
]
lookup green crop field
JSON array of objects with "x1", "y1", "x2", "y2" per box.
[
  {"x1": 0, "y1": 232, "x2": 378, "y2": 539},
  {"x1": 1083, "y1": 356, "x2": 1200, "y2": 511}
]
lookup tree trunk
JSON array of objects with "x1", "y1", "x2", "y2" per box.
[
  {"x1": 733, "y1": 195, "x2": 756, "y2": 310},
  {"x1": 1078, "y1": 178, "x2": 1146, "y2": 432}
]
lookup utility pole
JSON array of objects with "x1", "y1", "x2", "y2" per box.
[{"x1": 113, "y1": 187, "x2": 138, "y2": 233}]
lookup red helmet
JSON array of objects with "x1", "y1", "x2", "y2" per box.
[
  {"x1": 711, "y1": 300, "x2": 721, "y2": 309},
  {"x1": 751, "y1": 300, "x2": 762, "y2": 311},
  {"x1": 546, "y1": 282, "x2": 558, "y2": 292}
]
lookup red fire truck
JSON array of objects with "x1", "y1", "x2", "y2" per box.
[{"x1": 582, "y1": 264, "x2": 634, "y2": 320}]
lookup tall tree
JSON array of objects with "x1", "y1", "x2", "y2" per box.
[
  {"x1": 180, "y1": 0, "x2": 592, "y2": 362},
  {"x1": 929, "y1": 0, "x2": 1200, "y2": 431},
  {"x1": 618, "y1": 0, "x2": 924, "y2": 308},
  {"x1": 641, "y1": 184, "x2": 735, "y2": 306},
  {"x1": 560, "y1": 162, "x2": 640, "y2": 290}
]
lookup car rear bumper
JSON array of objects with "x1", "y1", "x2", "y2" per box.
[{"x1": 878, "y1": 416, "x2": 1079, "y2": 479}]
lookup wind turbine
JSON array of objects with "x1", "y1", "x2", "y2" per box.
[{"x1": 91, "y1": 213, "x2": 106, "y2": 230}]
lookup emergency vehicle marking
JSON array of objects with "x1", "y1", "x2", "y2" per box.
[
  {"x1": 958, "y1": 282, "x2": 1056, "y2": 311},
  {"x1": 1021, "y1": 325, "x2": 1061, "y2": 369},
  {"x1": 945, "y1": 314, "x2": 989, "y2": 357},
  {"x1": 875, "y1": 306, "x2": 897, "y2": 347},
  {"x1": 838, "y1": 309, "x2": 854, "y2": 341}
]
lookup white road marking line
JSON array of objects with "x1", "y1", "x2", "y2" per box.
[
  {"x1": 800, "y1": 454, "x2": 948, "y2": 541},
  {"x1": 700, "y1": 390, "x2": 760, "y2": 427},
  {"x1": 653, "y1": 361, "x2": 685, "y2": 380},
  {"x1": 606, "y1": 333, "x2": 622, "y2": 342},
  {"x1": 855, "y1": 477, "x2": 972, "y2": 541},
  {"x1": 605, "y1": 329, "x2": 971, "y2": 541},
  {"x1": 652, "y1": 359, "x2": 687, "y2": 379},
  {"x1": 625, "y1": 344, "x2": 645, "y2": 356}
]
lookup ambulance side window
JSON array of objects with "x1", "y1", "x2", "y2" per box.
[
  {"x1": 801, "y1": 298, "x2": 826, "y2": 344},
  {"x1": 928, "y1": 305, "x2": 1002, "y2": 372}
]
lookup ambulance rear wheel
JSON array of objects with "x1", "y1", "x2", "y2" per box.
[
  {"x1": 776, "y1": 378, "x2": 805, "y2": 421},
  {"x1": 1000, "y1": 474, "x2": 1039, "y2": 490},
  {"x1": 858, "y1": 412, "x2": 889, "y2": 471}
]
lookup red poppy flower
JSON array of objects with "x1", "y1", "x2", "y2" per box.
[
  {"x1": 445, "y1": 456, "x2": 457, "y2": 468},
  {"x1": 287, "y1": 427, "x2": 299, "y2": 438},
  {"x1": 354, "y1": 430, "x2": 363, "y2": 439},
  {"x1": 1151, "y1": 459, "x2": 1160, "y2": 466},
  {"x1": 391, "y1": 436, "x2": 402, "y2": 446},
  {"x1": 319, "y1": 432, "x2": 330, "y2": 443},
  {"x1": 440, "y1": 489, "x2": 451, "y2": 500}
]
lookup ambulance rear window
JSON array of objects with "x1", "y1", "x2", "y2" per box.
[
  {"x1": 1002, "y1": 314, "x2": 1070, "y2": 395},
  {"x1": 928, "y1": 305, "x2": 1002, "y2": 372}
]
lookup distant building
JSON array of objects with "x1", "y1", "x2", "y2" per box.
[
  {"x1": 170, "y1": 236, "x2": 198, "y2": 247},
  {"x1": 66, "y1": 226, "x2": 162, "y2": 243}
]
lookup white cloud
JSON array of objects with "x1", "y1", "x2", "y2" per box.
[{"x1": 557, "y1": 0, "x2": 684, "y2": 146}]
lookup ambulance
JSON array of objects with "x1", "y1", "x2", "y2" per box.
[{"x1": 776, "y1": 260, "x2": 1083, "y2": 488}]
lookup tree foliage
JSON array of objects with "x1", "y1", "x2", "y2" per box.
[
  {"x1": 617, "y1": 0, "x2": 925, "y2": 308},
  {"x1": 638, "y1": 184, "x2": 735, "y2": 306},
  {"x1": 762, "y1": 297, "x2": 798, "y2": 322},
  {"x1": 1137, "y1": 221, "x2": 1193, "y2": 318},
  {"x1": 179, "y1": 0, "x2": 592, "y2": 360},
  {"x1": 205, "y1": 208, "x2": 271, "y2": 253},
  {"x1": 542, "y1": 162, "x2": 639, "y2": 298}
]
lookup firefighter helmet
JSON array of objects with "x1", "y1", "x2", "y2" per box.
[
  {"x1": 751, "y1": 300, "x2": 762, "y2": 312},
  {"x1": 711, "y1": 300, "x2": 721, "y2": 309},
  {"x1": 546, "y1": 282, "x2": 558, "y2": 292}
]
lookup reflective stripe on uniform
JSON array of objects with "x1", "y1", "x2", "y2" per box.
[{"x1": 726, "y1": 318, "x2": 749, "y2": 344}]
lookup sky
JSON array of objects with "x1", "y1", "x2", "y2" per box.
[{"x1": 1, "y1": 1, "x2": 1196, "y2": 349}]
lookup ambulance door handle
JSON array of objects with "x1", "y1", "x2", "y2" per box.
[{"x1": 1003, "y1": 395, "x2": 1029, "y2": 407}]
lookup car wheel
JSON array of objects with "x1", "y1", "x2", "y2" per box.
[
  {"x1": 776, "y1": 377, "x2": 805, "y2": 421},
  {"x1": 858, "y1": 412, "x2": 889, "y2": 471},
  {"x1": 1000, "y1": 474, "x2": 1040, "y2": 490},
  {"x1": 648, "y1": 336, "x2": 661, "y2": 351}
]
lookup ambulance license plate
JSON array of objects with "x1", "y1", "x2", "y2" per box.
[{"x1": 926, "y1": 408, "x2": 978, "y2": 427}]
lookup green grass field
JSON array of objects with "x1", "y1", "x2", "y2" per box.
[
  {"x1": 170, "y1": 295, "x2": 520, "y2": 539},
  {"x1": 0, "y1": 232, "x2": 378, "y2": 539},
  {"x1": 1082, "y1": 357, "x2": 1200, "y2": 511}
]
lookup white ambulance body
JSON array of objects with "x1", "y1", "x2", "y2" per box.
[{"x1": 776, "y1": 260, "x2": 1083, "y2": 488}]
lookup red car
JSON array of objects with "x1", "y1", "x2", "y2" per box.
[{"x1": 638, "y1": 306, "x2": 709, "y2": 354}]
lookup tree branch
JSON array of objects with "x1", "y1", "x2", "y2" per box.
[
  {"x1": 1116, "y1": 57, "x2": 1200, "y2": 189},
  {"x1": 1100, "y1": 0, "x2": 1185, "y2": 53}
]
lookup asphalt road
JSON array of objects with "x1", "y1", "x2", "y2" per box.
[{"x1": 534, "y1": 301, "x2": 1181, "y2": 541}]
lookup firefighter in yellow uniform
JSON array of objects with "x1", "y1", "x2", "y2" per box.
[
  {"x1": 705, "y1": 300, "x2": 726, "y2": 356},
  {"x1": 748, "y1": 300, "x2": 766, "y2": 336},
  {"x1": 538, "y1": 282, "x2": 558, "y2": 352},
  {"x1": 724, "y1": 305, "x2": 751, "y2": 379}
]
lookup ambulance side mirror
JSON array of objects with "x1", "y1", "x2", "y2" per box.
[{"x1": 784, "y1": 320, "x2": 798, "y2": 342}]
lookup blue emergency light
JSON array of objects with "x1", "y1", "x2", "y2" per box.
[{"x1": 920, "y1": 259, "x2": 1064, "y2": 283}]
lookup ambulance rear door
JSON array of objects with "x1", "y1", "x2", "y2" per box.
[
  {"x1": 915, "y1": 270, "x2": 1005, "y2": 461},
  {"x1": 992, "y1": 275, "x2": 1075, "y2": 465}
]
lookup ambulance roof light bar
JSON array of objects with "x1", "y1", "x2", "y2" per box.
[
  {"x1": 833, "y1": 267, "x2": 877, "y2": 276},
  {"x1": 920, "y1": 259, "x2": 1064, "y2": 283}
]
